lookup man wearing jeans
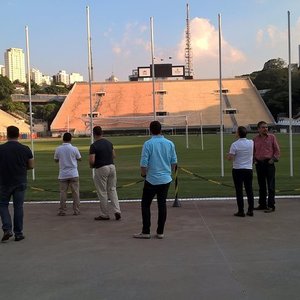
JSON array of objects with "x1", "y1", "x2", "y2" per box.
[
  {"x1": 54, "y1": 132, "x2": 81, "y2": 216},
  {"x1": 0, "y1": 126, "x2": 34, "y2": 242},
  {"x1": 134, "y1": 121, "x2": 177, "y2": 239},
  {"x1": 89, "y1": 126, "x2": 121, "y2": 221}
]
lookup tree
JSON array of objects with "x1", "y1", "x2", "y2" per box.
[
  {"x1": 32, "y1": 101, "x2": 62, "y2": 127},
  {"x1": 44, "y1": 84, "x2": 69, "y2": 95},
  {"x1": 0, "y1": 75, "x2": 15, "y2": 101},
  {"x1": 262, "y1": 58, "x2": 286, "y2": 71},
  {"x1": 250, "y1": 58, "x2": 300, "y2": 119}
]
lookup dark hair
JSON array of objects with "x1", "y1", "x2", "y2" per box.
[
  {"x1": 237, "y1": 126, "x2": 247, "y2": 138},
  {"x1": 7, "y1": 126, "x2": 19, "y2": 139},
  {"x1": 257, "y1": 121, "x2": 267, "y2": 129},
  {"x1": 150, "y1": 121, "x2": 161, "y2": 135},
  {"x1": 93, "y1": 126, "x2": 102, "y2": 136},
  {"x1": 63, "y1": 132, "x2": 72, "y2": 142}
]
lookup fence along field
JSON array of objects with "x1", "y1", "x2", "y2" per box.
[{"x1": 5, "y1": 134, "x2": 300, "y2": 201}]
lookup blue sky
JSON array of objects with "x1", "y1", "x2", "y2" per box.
[{"x1": 1, "y1": 0, "x2": 300, "y2": 81}]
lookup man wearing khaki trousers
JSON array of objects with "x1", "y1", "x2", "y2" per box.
[
  {"x1": 89, "y1": 126, "x2": 121, "y2": 221},
  {"x1": 54, "y1": 132, "x2": 81, "y2": 216}
]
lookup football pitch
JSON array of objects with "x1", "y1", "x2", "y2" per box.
[{"x1": 15, "y1": 133, "x2": 300, "y2": 201}]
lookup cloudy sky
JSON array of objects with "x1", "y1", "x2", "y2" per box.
[{"x1": 1, "y1": 0, "x2": 300, "y2": 81}]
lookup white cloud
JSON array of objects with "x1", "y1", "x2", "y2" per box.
[
  {"x1": 112, "y1": 46, "x2": 122, "y2": 55},
  {"x1": 255, "y1": 17, "x2": 300, "y2": 64},
  {"x1": 176, "y1": 17, "x2": 246, "y2": 78},
  {"x1": 110, "y1": 22, "x2": 149, "y2": 57},
  {"x1": 256, "y1": 29, "x2": 264, "y2": 44}
]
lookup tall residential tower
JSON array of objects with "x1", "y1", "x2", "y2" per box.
[{"x1": 4, "y1": 48, "x2": 26, "y2": 83}]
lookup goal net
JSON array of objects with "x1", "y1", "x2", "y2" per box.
[{"x1": 80, "y1": 114, "x2": 189, "y2": 148}]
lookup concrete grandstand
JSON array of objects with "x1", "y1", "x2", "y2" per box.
[
  {"x1": 0, "y1": 109, "x2": 30, "y2": 138},
  {"x1": 50, "y1": 77, "x2": 274, "y2": 135}
]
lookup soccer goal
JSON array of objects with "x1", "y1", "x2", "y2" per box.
[{"x1": 82, "y1": 114, "x2": 189, "y2": 148}]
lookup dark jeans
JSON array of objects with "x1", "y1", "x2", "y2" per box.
[
  {"x1": 141, "y1": 180, "x2": 171, "y2": 235},
  {"x1": 255, "y1": 161, "x2": 276, "y2": 208},
  {"x1": 0, "y1": 183, "x2": 27, "y2": 235},
  {"x1": 232, "y1": 169, "x2": 254, "y2": 213}
]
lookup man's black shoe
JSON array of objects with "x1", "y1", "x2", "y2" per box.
[
  {"x1": 94, "y1": 216, "x2": 110, "y2": 221},
  {"x1": 234, "y1": 212, "x2": 245, "y2": 217},
  {"x1": 115, "y1": 212, "x2": 121, "y2": 221},
  {"x1": 247, "y1": 211, "x2": 254, "y2": 217},
  {"x1": 1, "y1": 231, "x2": 13, "y2": 242},
  {"x1": 264, "y1": 207, "x2": 275, "y2": 213},
  {"x1": 253, "y1": 205, "x2": 267, "y2": 210},
  {"x1": 15, "y1": 235, "x2": 25, "y2": 242}
]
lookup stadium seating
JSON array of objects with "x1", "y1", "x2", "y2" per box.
[
  {"x1": 50, "y1": 78, "x2": 274, "y2": 134},
  {"x1": 0, "y1": 109, "x2": 30, "y2": 139}
]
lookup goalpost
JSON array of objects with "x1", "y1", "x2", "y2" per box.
[{"x1": 81, "y1": 114, "x2": 189, "y2": 149}]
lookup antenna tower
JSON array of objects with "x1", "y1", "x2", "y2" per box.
[{"x1": 185, "y1": 3, "x2": 193, "y2": 78}]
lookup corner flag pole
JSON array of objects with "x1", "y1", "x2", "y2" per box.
[
  {"x1": 218, "y1": 14, "x2": 224, "y2": 177},
  {"x1": 288, "y1": 11, "x2": 293, "y2": 177},
  {"x1": 25, "y1": 25, "x2": 35, "y2": 181},
  {"x1": 172, "y1": 165, "x2": 181, "y2": 207}
]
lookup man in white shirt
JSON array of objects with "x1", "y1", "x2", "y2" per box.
[
  {"x1": 227, "y1": 126, "x2": 254, "y2": 217},
  {"x1": 54, "y1": 133, "x2": 81, "y2": 216}
]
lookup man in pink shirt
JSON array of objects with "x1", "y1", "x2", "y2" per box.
[{"x1": 253, "y1": 121, "x2": 280, "y2": 213}]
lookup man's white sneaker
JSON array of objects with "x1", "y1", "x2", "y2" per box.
[
  {"x1": 133, "y1": 233, "x2": 151, "y2": 239},
  {"x1": 156, "y1": 234, "x2": 164, "y2": 239}
]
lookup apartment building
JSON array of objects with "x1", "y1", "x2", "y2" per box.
[
  {"x1": 69, "y1": 72, "x2": 84, "y2": 84},
  {"x1": 31, "y1": 68, "x2": 43, "y2": 85},
  {"x1": 0, "y1": 65, "x2": 5, "y2": 76},
  {"x1": 54, "y1": 70, "x2": 70, "y2": 85},
  {"x1": 4, "y1": 48, "x2": 26, "y2": 83}
]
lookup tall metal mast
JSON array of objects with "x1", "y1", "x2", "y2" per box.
[{"x1": 185, "y1": 3, "x2": 193, "y2": 78}]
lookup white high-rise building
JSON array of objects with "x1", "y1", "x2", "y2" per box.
[
  {"x1": 0, "y1": 64, "x2": 5, "y2": 76},
  {"x1": 31, "y1": 68, "x2": 43, "y2": 85},
  {"x1": 69, "y1": 72, "x2": 84, "y2": 84},
  {"x1": 54, "y1": 70, "x2": 69, "y2": 85},
  {"x1": 4, "y1": 48, "x2": 26, "y2": 83},
  {"x1": 42, "y1": 74, "x2": 52, "y2": 85}
]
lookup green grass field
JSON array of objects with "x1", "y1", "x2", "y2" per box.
[{"x1": 6, "y1": 133, "x2": 300, "y2": 201}]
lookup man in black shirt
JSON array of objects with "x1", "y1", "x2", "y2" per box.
[
  {"x1": 0, "y1": 126, "x2": 34, "y2": 242},
  {"x1": 89, "y1": 126, "x2": 121, "y2": 221}
]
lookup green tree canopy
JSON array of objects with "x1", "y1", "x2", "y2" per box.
[
  {"x1": 0, "y1": 75, "x2": 15, "y2": 101},
  {"x1": 262, "y1": 58, "x2": 286, "y2": 71},
  {"x1": 250, "y1": 58, "x2": 300, "y2": 119}
]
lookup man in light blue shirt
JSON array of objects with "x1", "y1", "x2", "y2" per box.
[{"x1": 134, "y1": 121, "x2": 177, "y2": 239}]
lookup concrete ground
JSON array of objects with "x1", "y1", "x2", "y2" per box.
[{"x1": 1, "y1": 198, "x2": 300, "y2": 300}]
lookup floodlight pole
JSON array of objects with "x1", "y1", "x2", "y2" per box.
[
  {"x1": 287, "y1": 11, "x2": 293, "y2": 177},
  {"x1": 218, "y1": 14, "x2": 224, "y2": 177},
  {"x1": 25, "y1": 25, "x2": 35, "y2": 181},
  {"x1": 86, "y1": 6, "x2": 94, "y2": 144},
  {"x1": 150, "y1": 16, "x2": 156, "y2": 120}
]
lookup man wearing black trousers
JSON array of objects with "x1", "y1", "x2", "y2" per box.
[
  {"x1": 227, "y1": 126, "x2": 254, "y2": 217},
  {"x1": 133, "y1": 121, "x2": 177, "y2": 239},
  {"x1": 253, "y1": 121, "x2": 280, "y2": 213}
]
